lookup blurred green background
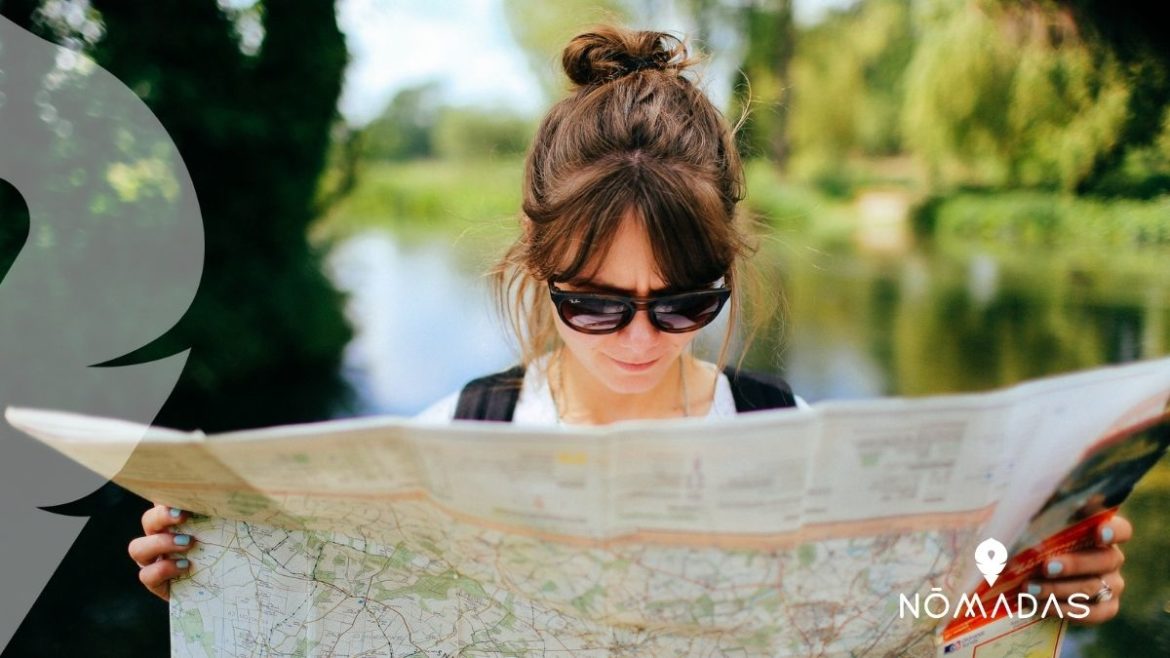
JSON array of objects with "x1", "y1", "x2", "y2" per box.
[{"x1": 1, "y1": 0, "x2": 1167, "y2": 656}]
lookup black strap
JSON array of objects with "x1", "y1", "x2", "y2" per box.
[
  {"x1": 453, "y1": 365, "x2": 526, "y2": 422},
  {"x1": 454, "y1": 364, "x2": 796, "y2": 421},
  {"x1": 721, "y1": 366, "x2": 797, "y2": 412}
]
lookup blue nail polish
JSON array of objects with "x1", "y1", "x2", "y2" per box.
[
  {"x1": 174, "y1": 534, "x2": 191, "y2": 546},
  {"x1": 1046, "y1": 560, "x2": 1063, "y2": 576},
  {"x1": 1026, "y1": 583, "x2": 1042, "y2": 596},
  {"x1": 169, "y1": 507, "x2": 182, "y2": 518},
  {"x1": 176, "y1": 559, "x2": 190, "y2": 569},
  {"x1": 1101, "y1": 526, "x2": 1114, "y2": 544}
]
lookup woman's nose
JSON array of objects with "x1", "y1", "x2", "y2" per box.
[{"x1": 617, "y1": 307, "x2": 659, "y2": 346}]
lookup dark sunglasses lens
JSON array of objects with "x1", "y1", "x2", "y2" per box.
[
  {"x1": 652, "y1": 293, "x2": 726, "y2": 331},
  {"x1": 559, "y1": 298, "x2": 630, "y2": 332}
]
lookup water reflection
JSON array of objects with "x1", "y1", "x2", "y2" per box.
[
  {"x1": 762, "y1": 246, "x2": 1169, "y2": 400},
  {"x1": 325, "y1": 231, "x2": 513, "y2": 415}
]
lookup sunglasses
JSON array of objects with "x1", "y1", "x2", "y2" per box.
[{"x1": 547, "y1": 280, "x2": 731, "y2": 334}]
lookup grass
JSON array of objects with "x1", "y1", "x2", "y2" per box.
[{"x1": 312, "y1": 157, "x2": 524, "y2": 246}]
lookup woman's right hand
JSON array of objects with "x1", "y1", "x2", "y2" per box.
[{"x1": 128, "y1": 503, "x2": 194, "y2": 601}]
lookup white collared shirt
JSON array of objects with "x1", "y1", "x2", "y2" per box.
[{"x1": 416, "y1": 354, "x2": 804, "y2": 424}]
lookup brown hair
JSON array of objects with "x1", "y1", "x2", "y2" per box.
[{"x1": 492, "y1": 25, "x2": 774, "y2": 372}]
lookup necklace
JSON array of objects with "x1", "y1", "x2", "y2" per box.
[{"x1": 552, "y1": 350, "x2": 689, "y2": 425}]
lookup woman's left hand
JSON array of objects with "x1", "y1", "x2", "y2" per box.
[{"x1": 1024, "y1": 515, "x2": 1132, "y2": 624}]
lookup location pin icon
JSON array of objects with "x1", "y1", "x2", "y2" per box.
[{"x1": 974, "y1": 538, "x2": 1009, "y2": 587}]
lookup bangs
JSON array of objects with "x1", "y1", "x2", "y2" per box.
[
  {"x1": 532, "y1": 155, "x2": 738, "y2": 289},
  {"x1": 634, "y1": 160, "x2": 737, "y2": 289}
]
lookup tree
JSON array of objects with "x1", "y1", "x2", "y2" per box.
[
  {"x1": 902, "y1": 1, "x2": 1133, "y2": 191},
  {"x1": 788, "y1": 0, "x2": 914, "y2": 188},
  {"x1": 83, "y1": 0, "x2": 352, "y2": 429},
  {"x1": 1055, "y1": 1, "x2": 1170, "y2": 195},
  {"x1": 1, "y1": 1, "x2": 351, "y2": 654},
  {"x1": 729, "y1": 0, "x2": 795, "y2": 167},
  {"x1": 361, "y1": 81, "x2": 443, "y2": 161}
]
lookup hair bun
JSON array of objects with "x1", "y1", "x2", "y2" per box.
[{"x1": 562, "y1": 26, "x2": 691, "y2": 87}]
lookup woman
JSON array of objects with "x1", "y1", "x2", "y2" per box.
[{"x1": 130, "y1": 24, "x2": 1130, "y2": 625}]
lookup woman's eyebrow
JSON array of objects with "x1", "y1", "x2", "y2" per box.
[{"x1": 564, "y1": 278, "x2": 677, "y2": 295}]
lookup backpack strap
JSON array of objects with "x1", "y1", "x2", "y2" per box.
[
  {"x1": 722, "y1": 367, "x2": 797, "y2": 412},
  {"x1": 453, "y1": 365, "x2": 526, "y2": 421},
  {"x1": 453, "y1": 363, "x2": 796, "y2": 421}
]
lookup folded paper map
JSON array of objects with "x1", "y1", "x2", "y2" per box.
[{"x1": 7, "y1": 357, "x2": 1170, "y2": 657}]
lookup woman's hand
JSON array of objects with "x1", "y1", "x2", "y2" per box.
[
  {"x1": 1025, "y1": 515, "x2": 1132, "y2": 624},
  {"x1": 127, "y1": 503, "x2": 194, "y2": 601}
]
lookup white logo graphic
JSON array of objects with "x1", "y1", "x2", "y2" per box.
[
  {"x1": 974, "y1": 538, "x2": 1008, "y2": 586},
  {"x1": 898, "y1": 536, "x2": 1090, "y2": 621}
]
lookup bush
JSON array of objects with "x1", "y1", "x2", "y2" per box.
[
  {"x1": 433, "y1": 108, "x2": 533, "y2": 161},
  {"x1": 926, "y1": 191, "x2": 1170, "y2": 249}
]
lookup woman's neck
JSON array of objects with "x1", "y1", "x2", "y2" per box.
[{"x1": 553, "y1": 349, "x2": 717, "y2": 425}]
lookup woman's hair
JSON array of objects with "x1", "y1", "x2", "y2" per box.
[{"x1": 491, "y1": 24, "x2": 776, "y2": 372}]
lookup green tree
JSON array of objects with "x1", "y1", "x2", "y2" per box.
[
  {"x1": 788, "y1": 0, "x2": 914, "y2": 188},
  {"x1": 902, "y1": 1, "x2": 1140, "y2": 192},
  {"x1": 1054, "y1": 1, "x2": 1170, "y2": 196},
  {"x1": 729, "y1": 0, "x2": 794, "y2": 166},
  {"x1": 361, "y1": 81, "x2": 443, "y2": 161},
  {"x1": 85, "y1": 0, "x2": 352, "y2": 430},
  {"x1": 2, "y1": 1, "x2": 351, "y2": 654}
]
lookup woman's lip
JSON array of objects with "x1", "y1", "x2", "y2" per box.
[{"x1": 610, "y1": 356, "x2": 659, "y2": 371}]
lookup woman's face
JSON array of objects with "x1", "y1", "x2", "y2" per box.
[{"x1": 552, "y1": 216, "x2": 701, "y2": 395}]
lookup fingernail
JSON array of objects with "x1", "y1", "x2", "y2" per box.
[
  {"x1": 1046, "y1": 560, "x2": 1063, "y2": 576},
  {"x1": 173, "y1": 534, "x2": 191, "y2": 546},
  {"x1": 176, "y1": 559, "x2": 190, "y2": 570},
  {"x1": 1101, "y1": 526, "x2": 1114, "y2": 544},
  {"x1": 1026, "y1": 583, "x2": 1042, "y2": 596},
  {"x1": 169, "y1": 507, "x2": 182, "y2": 518}
]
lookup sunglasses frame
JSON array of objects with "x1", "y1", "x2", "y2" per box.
[{"x1": 547, "y1": 280, "x2": 731, "y2": 334}]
